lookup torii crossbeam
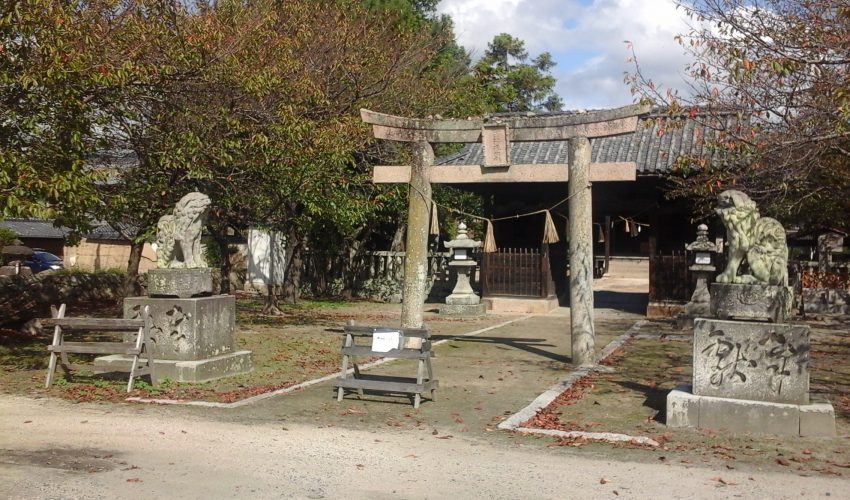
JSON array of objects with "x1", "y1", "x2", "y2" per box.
[{"x1": 361, "y1": 104, "x2": 651, "y2": 365}]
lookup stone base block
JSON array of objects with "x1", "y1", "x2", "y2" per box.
[
  {"x1": 710, "y1": 283, "x2": 793, "y2": 322},
  {"x1": 693, "y1": 318, "x2": 809, "y2": 404},
  {"x1": 484, "y1": 296, "x2": 559, "y2": 314},
  {"x1": 800, "y1": 402, "x2": 838, "y2": 437},
  {"x1": 439, "y1": 303, "x2": 487, "y2": 317},
  {"x1": 445, "y1": 294, "x2": 481, "y2": 306},
  {"x1": 125, "y1": 295, "x2": 235, "y2": 361},
  {"x1": 148, "y1": 268, "x2": 214, "y2": 298},
  {"x1": 667, "y1": 385, "x2": 835, "y2": 437},
  {"x1": 95, "y1": 350, "x2": 252, "y2": 384},
  {"x1": 646, "y1": 301, "x2": 685, "y2": 319}
]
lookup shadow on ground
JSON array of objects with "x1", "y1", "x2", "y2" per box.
[
  {"x1": 432, "y1": 335, "x2": 570, "y2": 364},
  {"x1": 593, "y1": 291, "x2": 648, "y2": 314}
]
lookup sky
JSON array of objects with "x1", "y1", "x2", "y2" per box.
[{"x1": 436, "y1": 0, "x2": 696, "y2": 110}]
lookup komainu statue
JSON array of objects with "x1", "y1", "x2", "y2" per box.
[
  {"x1": 715, "y1": 190, "x2": 788, "y2": 286},
  {"x1": 155, "y1": 192, "x2": 211, "y2": 269}
]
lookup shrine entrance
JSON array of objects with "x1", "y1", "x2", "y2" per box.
[{"x1": 360, "y1": 104, "x2": 650, "y2": 365}]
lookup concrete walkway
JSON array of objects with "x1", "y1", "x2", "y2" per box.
[{"x1": 213, "y1": 307, "x2": 638, "y2": 436}]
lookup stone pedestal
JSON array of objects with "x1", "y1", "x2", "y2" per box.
[
  {"x1": 95, "y1": 295, "x2": 252, "y2": 383},
  {"x1": 439, "y1": 303, "x2": 487, "y2": 316},
  {"x1": 667, "y1": 317, "x2": 836, "y2": 437},
  {"x1": 693, "y1": 318, "x2": 809, "y2": 404},
  {"x1": 710, "y1": 283, "x2": 793, "y2": 323},
  {"x1": 677, "y1": 264, "x2": 715, "y2": 329},
  {"x1": 148, "y1": 268, "x2": 213, "y2": 298},
  {"x1": 667, "y1": 385, "x2": 836, "y2": 437}
]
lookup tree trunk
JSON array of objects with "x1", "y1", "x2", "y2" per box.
[
  {"x1": 216, "y1": 233, "x2": 232, "y2": 295},
  {"x1": 341, "y1": 225, "x2": 373, "y2": 299},
  {"x1": 281, "y1": 236, "x2": 304, "y2": 305},
  {"x1": 123, "y1": 241, "x2": 145, "y2": 298},
  {"x1": 262, "y1": 228, "x2": 302, "y2": 315},
  {"x1": 262, "y1": 284, "x2": 283, "y2": 315},
  {"x1": 390, "y1": 222, "x2": 406, "y2": 252}
]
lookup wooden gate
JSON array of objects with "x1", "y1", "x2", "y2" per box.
[
  {"x1": 482, "y1": 247, "x2": 554, "y2": 298},
  {"x1": 649, "y1": 252, "x2": 690, "y2": 303}
]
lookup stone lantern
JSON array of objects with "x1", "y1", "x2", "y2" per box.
[
  {"x1": 439, "y1": 222, "x2": 486, "y2": 316},
  {"x1": 677, "y1": 224, "x2": 718, "y2": 328}
]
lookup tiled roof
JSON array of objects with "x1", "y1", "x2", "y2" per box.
[
  {"x1": 0, "y1": 219, "x2": 68, "y2": 238},
  {"x1": 435, "y1": 112, "x2": 738, "y2": 174},
  {"x1": 0, "y1": 219, "x2": 140, "y2": 241},
  {"x1": 85, "y1": 221, "x2": 139, "y2": 240}
]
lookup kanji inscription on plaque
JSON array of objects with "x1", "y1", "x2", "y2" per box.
[{"x1": 482, "y1": 123, "x2": 510, "y2": 168}]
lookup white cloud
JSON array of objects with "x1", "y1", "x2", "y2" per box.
[{"x1": 438, "y1": 0, "x2": 696, "y2": 109}]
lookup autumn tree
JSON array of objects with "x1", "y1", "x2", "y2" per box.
[
  {"x1": 627, "y1": 0, "x2": 850, "y2": 229},
  {"x1": 0, "y1": 0, "x2": 135, "y2": 235},
  {"x1": 95, "y1": 0, "x2": 473, "y2": 309}
]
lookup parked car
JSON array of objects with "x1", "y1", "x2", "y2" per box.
[{"x1": 25, "y1": 250, "x2": 64, "y2": 273}]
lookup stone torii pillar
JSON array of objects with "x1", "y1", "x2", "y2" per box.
[
  {"x1": 568, "y1": 137, "x2": 594, "y2": 365},
  {"x1": 401, "y1": 141, "x2": 433, "y2": 330},
  {"x1": 360, "y1": 105, "x2": 649, "y2": 363}
]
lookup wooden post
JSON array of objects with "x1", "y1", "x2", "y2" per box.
[
  {"x1": 604, "y1": 215, "x2": 611, "y2": 275},
  {"x1": 401, "y1": 141, "x2": 433, "y2": 334},
  {"x1": 569, "y1": 136, "x2": 595, "y2": 366}
]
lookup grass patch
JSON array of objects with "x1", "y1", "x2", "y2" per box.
[
  {"x1": 0, "y1": 297, "x2": 506, "y2": 404},
  {"x1": 522, "y1": 320, "x2": 850, "y2": 476}
]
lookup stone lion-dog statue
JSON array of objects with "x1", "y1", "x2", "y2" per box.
[
  {"x1": 715, "y1": 189, "x2": 788, "y2": 286},
  {"x1": 155, "y1": 192, "x2": 211, "y2": 269}
]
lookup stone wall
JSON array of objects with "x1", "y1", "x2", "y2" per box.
[
  {"x1": 0, "y1": 272, "x2": 126, "y2": 326},
  {"x1": 298, "y1": 250, "x2": 461, "y2": 303}
]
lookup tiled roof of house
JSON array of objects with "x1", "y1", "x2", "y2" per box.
[
  {"x1": 85, "y1": 221, "x2": 140, "y2": 240},
  {"x1": 0, "y1": 219, "x2": 69, "y2": 238},
  {"x1": 436, "y1": 112, "x2": 739, "y2": 174},
  {"x1": 0, "y1": 219, "x2": 142, "y2": 241}
]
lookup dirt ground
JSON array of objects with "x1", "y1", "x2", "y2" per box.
[
  {"x1": 2, "y1": 284, "x2": 849, "y2": 498},
  {"x1": 2, "y1": 391, "x2": 847, "y2": 500}
]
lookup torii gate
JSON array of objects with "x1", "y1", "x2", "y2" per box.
[{"x1": 361, "y1": 104, "x2": 650, "y2": 365}]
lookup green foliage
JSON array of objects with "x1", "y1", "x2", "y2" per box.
[
  {"x1": 0, "y1": 0, "x2": 173, "y2": 234},
  {"x1": 473, "y1": 33, "x2": 563, "y2": 112},
  {"x1": 133, "y1": 379, "x2": 158, "y2": 393},
  {"x1": 54, "y1": 267, "x2": 124, "y2": 275},
  {"x1": 0, "y1": 226, "x2": 17, "y2": 247}
]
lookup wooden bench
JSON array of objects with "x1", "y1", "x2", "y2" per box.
[
  {"x1": 334, "y1": 322, "x2": 438, "y2": 408},
  {"x1": 44, "y1": 304, "x2": 157, "y2": 393}
]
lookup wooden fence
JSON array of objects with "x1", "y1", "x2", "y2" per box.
[{"x1": 482, "y1": 247, "x2": 555, "y2": 298}]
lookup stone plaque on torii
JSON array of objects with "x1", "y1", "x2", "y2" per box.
[{"x1": 360, "y1": 104, "x2": 650, "y2": 366}]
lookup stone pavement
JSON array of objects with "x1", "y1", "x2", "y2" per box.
[{"x1": 204, "y1": 300, "x2": 645, "y2": 447}]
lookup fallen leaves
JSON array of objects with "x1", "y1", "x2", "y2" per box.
[
  {"x1": 825, "y1": 460, "x2": 850, "y2": 468},
  {"x1": 519, "y1": 375, "x2": 597, "y2": 431},
  {"x1": 710, "y1": 476, "x2": 737, "y2": 486}
]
